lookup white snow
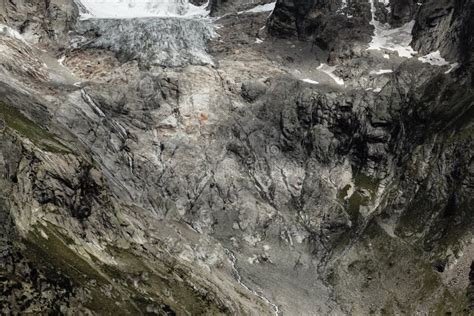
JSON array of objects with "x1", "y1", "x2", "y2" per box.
[
  {"x1": 418, "y1": 50, "x2": 450, "y2": 66},
  {"x1": 340, "y1": 0, "x2": 347, "y2": 10},
  {"x1": 445, "y1": 62, "x2": 459, "y2": 74},
  {"x1": 301, "y1": 78, "x2": 319, "y2": 85},
  {"x1": 255, "y1": 38, "x2": 263, "y2": 44},
  {"x1": 241, "y1": 2, "x2": 276, "y2": 14},
  {"x1": 58, "y1": 55, "x2": 66, "y2": 67},
  {"x1": 368, "y1": 0, "x2": 416, "y2": 58},
  {"x1": 0, "y1": 23, "x2": 28, "y2": 44},
  {"x1": 369, "y1": 69, "x2": 393, "y2": 75},
  {"x1": 317, "y1": 63, "x2": 345, "y2": 86},
  {"x1": 418, "y1": 50, "x2": 460, "y2": 74},
  {"x1": 77, "y1": 0, "x2": 209, "y2": 19}
]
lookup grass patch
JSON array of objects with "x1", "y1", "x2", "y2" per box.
[
  {"x1": 0, "y1": 102, "x2": 70, "y2": 154},
  {"x1": 340, "y1": 173, "x2": 380, "y2": 221},
  {"x1": 104, "y1": 245, "x2": 229, "y2": 315},
  {"x1": 24, "y1": 224, "x2": 141, "y2": 314},
  {"x1": 23, "y1": 223, "x2": 228, "y2": 315}
]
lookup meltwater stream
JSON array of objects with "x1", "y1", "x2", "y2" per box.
[{"x1": 73, "y1": 0, "x2": 215, "y2": 67}]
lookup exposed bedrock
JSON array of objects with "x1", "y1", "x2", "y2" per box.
[
  {"x1": 412, "y1": 0, "x2": 474, "y2": 64},
  {"x1": 268, "y1": 0, "x2": 473, "y2": 67},
  {"x1": 0, "y1": 0, "x2": 472, "y2": 314},
  {"x1": 0, "y1": 0, "x2": 77, "y2": 49}
]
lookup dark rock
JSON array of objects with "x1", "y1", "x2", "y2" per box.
[
  {"x1": 412, "y1": 0, "x2": 474, "y2": 65},
  {"x1": 241, "y1": 79, "x2": 268, "y2": 102}
]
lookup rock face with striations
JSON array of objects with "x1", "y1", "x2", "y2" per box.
[
  {"x1": 412, "y1": 0, "x2": 474, "y2": 64},
  {"x1": 0, "y1": 0, "x2": 77, "y2": 49},
  {"x1": 0, "y1": 0, "x2": 472, "y2": 315},
  {"x1": 268, "y1": 0, "x2": 373, "y2": 61}
]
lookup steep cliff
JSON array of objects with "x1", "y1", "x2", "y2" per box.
[{"x1": 0, "y1": 0, "x2": 472, "y2": 314}]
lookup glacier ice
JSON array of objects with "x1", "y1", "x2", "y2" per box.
[
  {"x1": 77, "y1": 0, "x2": 209, "y2": 19},
  {"x1": 74, "y1": 17, "x2": 216, "y2": 67},
  {"x1": 73, "y1": 0, "x2": 215, "y2": 67}
]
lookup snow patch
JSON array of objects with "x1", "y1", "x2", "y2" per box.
[
  {"x1": 0, "y1": 23, "x2": 28, "y2": 44},
  {"x1": 317, "y1": 63, "x2": 345, "y2": 86},
  {"x1": 248, "y1": 255, "x2": 258, "y2": 264},
  {"x1": 445, "y1": 62, "x2": 459, "y2": 74},
  {"x1": 58, "y1": 55, "x2": 67, "y2": 67},
  {"x1": 240, "y1": 2, "x2": 276, "y2": 14},
  {"x1": 369, "y1": 69, "x2": 393, "y2": 75},
  {"x1": 418, "y1": 50, "x2": 460, "y2": 74},
  {"x1": 301, "y1": 78, "x2": 319, "y2": 85},
  {"x1": 418, "y1": 50, "x2": 450, "y2": 66},
  {"x1": 368, "y1": 0, "x2": 416, "y2": 58}
]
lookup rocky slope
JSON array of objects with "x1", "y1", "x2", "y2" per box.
[{"x1": 0, "y1": 0, "x2": 473, "y2": 315}]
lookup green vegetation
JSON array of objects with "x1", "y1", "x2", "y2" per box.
[
  {"x1": 337, "y1": 184, "x2": 351, "y2": 201},
  {"x1": 362, "y1": 223, "x2": 469, "y2": 315},
  {"x1": 354, "y1": 173, "x2": 380, "y2": 197},
  {"x1": 104, "y1": 245, "x2": 229, "y2": 315},
  {"x1": 338, "y1": 173, "x2": 380, "y2": 221},
  {"x1": 0, "y1": 102, "x2": 70, "y2": 154},
  {"x1": 24, "y1": 224, "x2": 142, "y2": 314},
  {"x1": 24, "y1": 223, "x2": 228, "y2": 315}
]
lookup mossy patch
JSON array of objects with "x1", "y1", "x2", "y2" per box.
[
  {"x1": 340, "y1": 173, "x2": 380, "y2": 221},
  {"x1": 0, "y1": 102, "x2": 70, "y2": 154},
  {"x1": 24, "y1": 224, "x2": 142, "y2": 314},
  {"x1": 337, "y1": 184, "x2": 351, "y2": 201},
  {"x1": 23, "y1": 223, "x2": 229, "y2": 315},
  {"x1": 354, "y1": 173, "x2": 380, "y2": 198},
  {"x1": 104, "y1": 245, "x2": 229, "y2": 315},
  {"x1": 358, "y1": 222, "x2": 469, "y2": 314}
]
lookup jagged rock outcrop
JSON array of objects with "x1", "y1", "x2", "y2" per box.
[
  {"x1": 0, "y1": 0, "x2": 472, "y2": 314},
  {"x1": 469, "y1": 262, "x2": 474, "y2": 310},
  {"x1": 412, "y1": 0, "x2": 474, "y2": 65},
  {"x1": 268, "y1": 0, "x2": 373, "y2": 61},
  {"x1": 0, "y1": 0, "x2": 77, "y2": 49}
]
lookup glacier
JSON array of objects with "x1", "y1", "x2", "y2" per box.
[
  {"x1": 73, "y1": 0, "x2": 215, "y2": 67},
  {"x1": 77, "y1": 0, "x2": 209, "y2": 19}
]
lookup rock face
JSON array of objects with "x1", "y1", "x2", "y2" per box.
[
  {"x1": 269, "y1": 0, "x2": 473, "y2": 66},
  {"x1": 268, "y1": 0, "x2": 373, "y2": 61},
  {"x1": 412, "y1": 0, "x2": 474, "y2": 64},
  {"x1": 0, "y1": 0, "x2": 473, "y2": 315},
  {"x1": 470, "y1": 262, "x2": 474, "y2": 310},
  {"x1": 0, "y1": 0, "x2": 77, "y2": 49}
]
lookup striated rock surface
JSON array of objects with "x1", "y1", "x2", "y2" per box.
[
  {"x1": 412, "y1": 0, "x2": 474, "y2": 64},
  {"x1": 0, "y1": 0, "x2": 77, "y2": 49},
  {"x1": 0, "y1": 0, "x2": 472, "y2": 315}
]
